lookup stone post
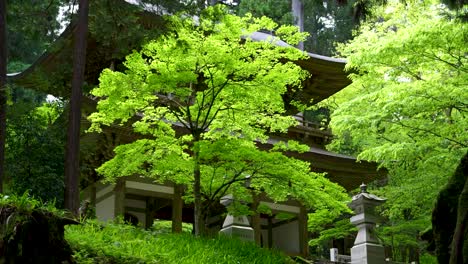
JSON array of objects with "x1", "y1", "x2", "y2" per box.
[
  {"x1": 219, "y1": 194, "x2": 254, "y2": 242},
  {"x1": 349, "y1": 183, "x2": 386, "y2": 264}
]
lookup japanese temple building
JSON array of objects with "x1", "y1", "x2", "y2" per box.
[{"x1": 7, "y1": 6, "x2": 385, "y2": 257}]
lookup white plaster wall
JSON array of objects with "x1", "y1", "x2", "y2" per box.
[
  {"x1": 125, "y1": 198, "x2": 146, "y2": 209},
  {"x1": 272, "y1": 220, "x2": 300, "y2": 254},
  {"x1": 96, "y1": 194, "x2": 115, "y2": 222}
]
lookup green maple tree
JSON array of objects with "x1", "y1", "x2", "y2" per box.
[
  {"x1": 89, "y1": 6, "x2": 349, "y2": 235},
  {"x1": 324, "y1": 1, "x2": 467, "y2": 261}
]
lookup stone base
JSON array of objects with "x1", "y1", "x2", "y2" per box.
[
  {"x1": 351, "y1": 243, "x2": 386, "y2": 264},
  {"x1": 220, "y1": 225, "x2": 254, "y2": 242}
]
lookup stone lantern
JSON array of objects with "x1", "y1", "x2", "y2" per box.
[
  {"x1": 219, "y1": 194, "x2": 255, "y2": 242},
  {"x1": 349, "y1": 183, "x2": 386, "y2": 264}
]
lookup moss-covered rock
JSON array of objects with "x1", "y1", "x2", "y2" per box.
[
  {"x1": 0, "y1": 202, "x2": 77, "y2": 263},
  {"x1": 432, "y1": 152, "x2": 468, "y2": 264}
]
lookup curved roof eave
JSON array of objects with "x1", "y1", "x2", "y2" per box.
[
  {"x1": 249, "y1": 31, "x2": 346, "y2": 63},
  {"x1": 7, "y1": 24, "x2": 351, "y2": 104}
]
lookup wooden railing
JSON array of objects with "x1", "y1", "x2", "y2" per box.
[{"x1": 292, "y1": 114, "x2": 332, "y2": 137}]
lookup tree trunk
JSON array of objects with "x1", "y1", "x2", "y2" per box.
[
  {"x1": 0, "y1": 0, "x2": 7, "y2": 193},
  {"x1": 172, "y1": 184, "x2": 183, "y2": 233},
  {"x1": 291, "y1": 0, "x2": 304, "y2": 50},
  {"x1": 450, "y1": 152, "x2": 468, "y2": 264},
  {"x1": 193, "y1": 138, "x2": 205, "y2": 235},
  {"x1": 64, "y1": 0, "x2": 89, "y2": 215},
  {"x1": 251, "y1": 195, "x2": 262, "y2": 245}
]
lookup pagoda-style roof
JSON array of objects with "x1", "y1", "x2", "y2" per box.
[
  {"x1": 7, "y1": 18, "x2": 350, "y2": 105},
  {"x1": 6, "y1": 9, "x2": 384, "y2": 191}
]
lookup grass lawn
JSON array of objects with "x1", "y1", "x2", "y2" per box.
[{"x1": 65, "y1": 220, "x2": 295, "y2": 264}]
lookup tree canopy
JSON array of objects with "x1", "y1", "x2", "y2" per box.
[
  {"x1": 89, "y1": 6, "x2": 350, "y2": 235},
  {"x1": 323, "y1": 0, "x2": 467, "y2": 261}
]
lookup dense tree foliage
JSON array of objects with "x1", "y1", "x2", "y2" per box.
[
  {"x1": 89, "y1": 6, "x2": 350, "y2": 235},
  {"x1": 3, "y1": 1, "x2": 66, "y2": 198},
  {"x1": 324, "y1": 0, "x2": 467, "y2": 261},
  {"x1": 6, "y1": 95, "x2": 65, "y2": 204},
  {"x1": 238, "y1": 0, "x2": 294, "y2": 26},
  {"x1": 6, "y1": 0, "x2": 65, "y2": 70}
]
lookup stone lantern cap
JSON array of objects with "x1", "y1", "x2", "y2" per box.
[
  {"x1": 350, "y1": 183, "x2": 385, "y2": 204},
  {"x1": 220, "y1": 194, "x2": 234, "y2": 207}
]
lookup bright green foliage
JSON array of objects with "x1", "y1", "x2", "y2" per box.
[
  {"x1": 325, "y1": 1, "x2": 467, "y2": 260},
  {"x1": 308, "y1": 208, "x2": 356, "y2": 247},
  {"x1": 151, "y1": 220, "x2": 193, "y2": 234},
  {"x1": 89, "y1": 6, "x2": 349, "y2": 234},
  {"x1": 66, "y1": 220, "x2": 295, "y2": 264},
  {"x1": 420, "y1": 253, "x2": 438, "y2": 264},
  {"x1": 377, "y1": 218, "x2": 428, "y2": 254},
  {"x1": 0, "y1": 192, "x2": 64, "y2": 216}
]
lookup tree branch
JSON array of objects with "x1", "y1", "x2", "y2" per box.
[{"x1": 390, "y1": 120, "x2": 468, "y2": 148}]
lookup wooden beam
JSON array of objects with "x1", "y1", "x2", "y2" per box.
[
  {"x1": 261, "y1": 216, "x2": 299, "y2": 229},
  {"x1": 125, "y1": 188, "x2": 173, "y2": 199},
  {"x1": 267, "y1": 216, "x2": 273, "y2": 248},
  {"x1": 124, "y1": 206, "x2": 146, "y2": 213}
]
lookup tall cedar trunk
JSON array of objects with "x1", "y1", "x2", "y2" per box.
[
  {"x1": 450, "y1": 152, "x2": 468, "y2": 264},
  {"x1": 291, "y1": 0, "x2": 304, "y2": 50},
  {"x1": 193, "y1": 137, "x2": 205, "y2": 235},
  {"x1": 64, "y1": 0, "x2": 89, "y2": 215},
  {"x1": 0, "y1": 0, "x2": 7, "y2": 193}
]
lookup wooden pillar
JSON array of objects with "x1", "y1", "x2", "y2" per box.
[
  {"x1": 172, "y1": 184, "x2": 183, "y2": 233},
  {"x1": 267, "y1": 216, "x2": 273, "y2": 248},
  {"x1": 145, "y1": 197, "x2": 155, "y2": 229},
  {"x1": 251, "y1": 196, "x2": 262, "y2": 246},
  {"x1": 114, "y1": 179, "x2": 125, "y2": 217},
  {"x1": 299, "y1": 206, "x2": 309, "y2": 257}
]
